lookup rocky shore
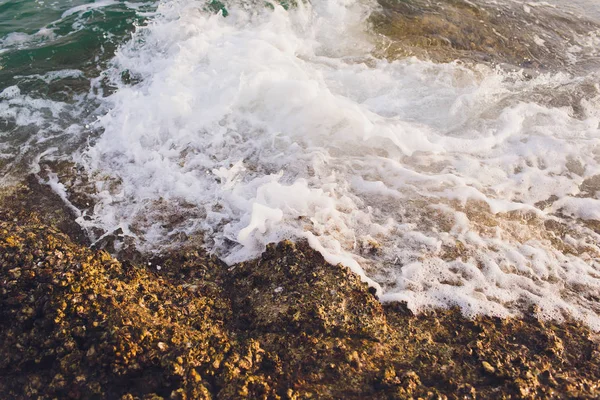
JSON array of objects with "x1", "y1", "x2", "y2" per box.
[
  {"x1": 370, "y1": 0, "x2": 599, "y2": 72},
  {"x1": 1, "y1": 178, "x2": 599, "y2": 399}
]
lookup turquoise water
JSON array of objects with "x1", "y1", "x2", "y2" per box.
[
  {"x1": 0, "y1": 0, "x2": 156, "y2": 177},
  {"x1": 0, "y1": 0, "x2": 152, "y2": 85}
]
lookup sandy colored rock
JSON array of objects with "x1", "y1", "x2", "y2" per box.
[{"x1": 371, "y1": 0, "x2": 599, "y2": 72}]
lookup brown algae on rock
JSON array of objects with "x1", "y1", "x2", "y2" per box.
[
  {"x1": 371, "y1": 0, "x2": 600, "y2": 72},
  {"x1": 1, "y1": 180, "x2": 600, "y2": 399}
]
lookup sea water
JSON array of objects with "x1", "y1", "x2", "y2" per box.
[{"x1": 2, "y1": 0, "x2": 600, "y2": 329}]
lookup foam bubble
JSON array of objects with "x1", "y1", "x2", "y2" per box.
[
  {"x1": 61, "y1": 0, "x2": 120, "y2": 18},
  {"x1": 0, "y1": 28, "x2": 56, "y2": 49},
  {"x1": 76, "y1": 0, "x2": 600, "y2": 329}
]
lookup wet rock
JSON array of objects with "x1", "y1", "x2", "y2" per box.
[
  {"x1": 225, "y1": 240, "x2": 387, "y2": 339},
  {"x1": 0, "y1": 174, "x2": 89, "y2": 246},
  {"x1": 481, "y1": 361, "x2": 495, "y2": 374},
  {"x1": 371, "y1": 0, "x2": 600, "y2": 72},
  {"x1": 1, "y1": 179, "x2": 600, "y2": 399}
]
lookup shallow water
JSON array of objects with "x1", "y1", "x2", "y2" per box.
[
  {"x1": 0, "y1": 0, "x2": 156, "y2": 178},
  {"x1": 2, "y1": 0, "x2": 600, "y2": 329}
]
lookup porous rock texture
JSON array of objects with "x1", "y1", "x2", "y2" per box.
[{"x1": 1, "y1": 181, "x2": 599, "y2": 399}]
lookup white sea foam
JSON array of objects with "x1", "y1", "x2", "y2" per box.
[
  {"x1": 0, "y1": 82, "x2": 87, "y2": 186},
  {"x1": 0, "y1": 28, "x2": 56, "y2": 50},
  {"x1": 74, "y1": 0, "x2": 600, "y2": 328},
  {"x1": 61, "y1": 0, "x2": 120, "y2": 18},
  {"x1": 0, "y1": 85, "x2": 68, "y2": 130},
  {"x1": 13, "y1": 69, "x2": 85, "y2": 84}
]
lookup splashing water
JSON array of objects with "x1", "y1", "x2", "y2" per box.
[{"x1": 3, "y1": 0, "x2": 600, "y2": 328}]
